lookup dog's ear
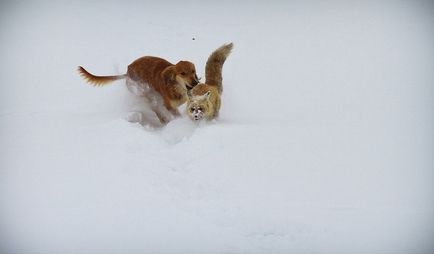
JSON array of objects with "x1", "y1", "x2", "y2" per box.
[
  {"x1": 162, "y1": 66, "x2": 176, "y2": 84},
  {"x1": 205, "y1": 91, "x2": 211, "y2": 99}
]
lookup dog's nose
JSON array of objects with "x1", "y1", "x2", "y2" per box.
[{"x1": 191, "y1": 79, "x2": 199, "y2": 86}]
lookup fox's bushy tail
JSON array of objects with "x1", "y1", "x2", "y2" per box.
[
  {"x1": 205, "y1": 42, "x2": 233, "y2": 93},
  {"x1": 78, "y1": 66, "x2": 126, "y2": 87}
]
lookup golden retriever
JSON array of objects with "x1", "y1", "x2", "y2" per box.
[{"x1": 78, "y1": 56, "x2": 199, "y2": 124}]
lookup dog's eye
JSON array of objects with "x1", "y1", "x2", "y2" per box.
[
  {"x1": 190, "y1": 108, "x2": 194, "y2": 113},
  {"x1": 197, "y1": 107, "x2": 202, "y2": 111},
  {"x1": 181, "y1": 72, "x2": 186, "y2": 75}
]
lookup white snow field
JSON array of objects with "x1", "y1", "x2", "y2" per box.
[{"x1": 0, "y1": 1, "x2": 433, "y2": 253}]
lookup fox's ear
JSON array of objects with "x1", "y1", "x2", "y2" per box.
[{"x1": 162, "y1": 66, "x2": 176, "y2": 84}]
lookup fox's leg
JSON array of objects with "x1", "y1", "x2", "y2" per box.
[{"x1": 213, "y1": 97, "x2": 221, "y2": 118}]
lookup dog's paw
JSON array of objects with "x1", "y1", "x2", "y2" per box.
[{"x1": 125, "y1": 111, "x2": 144, "y2": 123}]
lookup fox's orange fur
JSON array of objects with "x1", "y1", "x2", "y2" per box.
[
  {"x1": 187, "y1": 43, "x2": 233, "y2": 121},
  {"x1": 78, "y1": 56, "x2": 199, "y2": 124}
]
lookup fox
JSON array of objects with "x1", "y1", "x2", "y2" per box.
[{"x1": 186, "y1": 42, "x2": 233, "y2": 121}]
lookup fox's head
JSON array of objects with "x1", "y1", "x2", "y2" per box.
[{"x1": 186, "y1": 91, "x2": 212, "y2": 121}]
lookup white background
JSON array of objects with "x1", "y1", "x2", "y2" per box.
[{"x1": 0, "y1": 1, "x2": 433, "y2": 253}]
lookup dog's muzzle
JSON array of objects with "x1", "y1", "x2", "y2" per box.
[
  {"x1": 191, "y1": 79, "x2": 199, "y2": 87},
  {"x1": 188, "y1": 75, "x2": 200, "y2": 89}
]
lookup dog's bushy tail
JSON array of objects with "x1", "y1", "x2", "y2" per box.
[
  {"x1": 78, "y1": 66, "x2": 126, "y2": 87},
  {"x1": 205, "y1": 42, "x2": 233, "y2": 93}
]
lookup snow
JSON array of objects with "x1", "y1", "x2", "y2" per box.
[{"x1": 1, "y1": 1, "x2": 433, "y2": 253}]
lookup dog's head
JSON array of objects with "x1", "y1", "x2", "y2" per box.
[
  {"x1": 162, "y1": 61, "x2": 199, "y2": 89},
  {"x1": 186, "y1": 91, "x2": 211, "y2": 121}
]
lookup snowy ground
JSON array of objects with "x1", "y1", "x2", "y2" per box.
[{"x1": 0, "y1": 1, "x2": 433, "y2": 253}]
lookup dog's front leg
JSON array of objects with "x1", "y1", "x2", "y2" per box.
[
  {"x1": 169, "y1": 108, "x2": 180, "y2": 117},
  {"x1": 155, "y1": 111, "x2": 170, "y2": 124},
  {"x1": 163, "y1": 99, "x2": 181, "y2": 118},
  {"x1": 145, "y1": 92, "x2": 173, "y2": 124}
]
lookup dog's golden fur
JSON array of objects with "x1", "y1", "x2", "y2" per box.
[
  {"x1": 187, "y1": 43, "x2": 233, "y2": 121},
  {"x1": 78, "y1": 56, "x2": 199, "y2": 124}
]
